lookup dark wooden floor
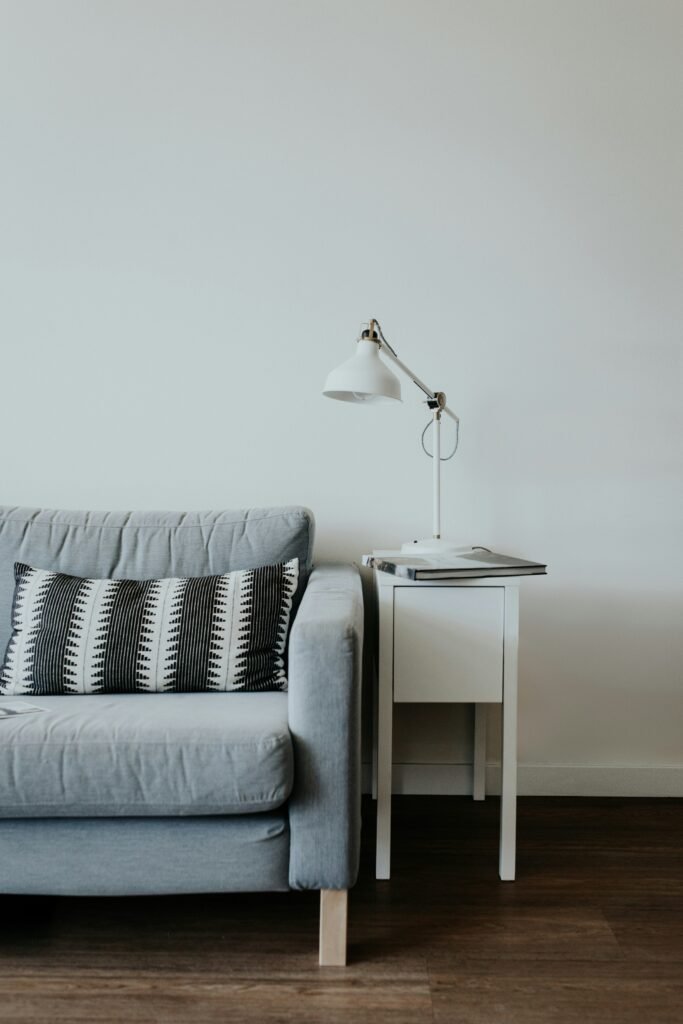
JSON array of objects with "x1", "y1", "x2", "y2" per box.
[{"x1": 1, "y1": 796, "x2": 682, "y2": 1023}]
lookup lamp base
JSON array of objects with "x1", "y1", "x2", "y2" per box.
[{"x1": 400, "y1": 537, "x2": 478, "y2": 557}]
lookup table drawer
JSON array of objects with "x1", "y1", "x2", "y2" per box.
[{"x1": 393, "y1": 586, "x2": 504, "y2": 703}]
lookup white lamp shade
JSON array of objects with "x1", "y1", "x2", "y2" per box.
[{"x1": 323, "y1": 339, "x2": 402, "y2": 403}]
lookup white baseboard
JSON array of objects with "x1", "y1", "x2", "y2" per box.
[{"x1": 362, "y1": 762, "x2": 683, "y2": 797}]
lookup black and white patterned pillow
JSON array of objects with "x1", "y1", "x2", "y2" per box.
[{"x1": 0, "y1": 560, "x2": 298, "y2": 695}]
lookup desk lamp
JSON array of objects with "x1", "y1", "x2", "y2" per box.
[{"x1": 324, "y1": 318, "x2": 466, "y2": 556}]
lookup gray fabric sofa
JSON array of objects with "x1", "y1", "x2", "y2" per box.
[{"x1": 0, "y1": 505, "x2": 363, "y2": 966}]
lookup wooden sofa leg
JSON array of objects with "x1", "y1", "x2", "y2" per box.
[{"x1": 319, "y1": 889, "x2": 348, "y2": 966}]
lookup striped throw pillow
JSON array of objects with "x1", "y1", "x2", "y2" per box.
[{"x1": 0, "y1": 560, "x2": 298, "y2": 695}]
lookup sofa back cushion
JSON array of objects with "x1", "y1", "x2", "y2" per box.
[{"x1": 0, "y1": 507, "x2": 314, "y2": 661}]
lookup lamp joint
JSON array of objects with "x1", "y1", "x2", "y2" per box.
[
  {"x1": 426, "y1": 391, "x2": 447, "y2": 418},
  {"x1": 361, "y1": 319, "x2": 380, "y2": 343}
]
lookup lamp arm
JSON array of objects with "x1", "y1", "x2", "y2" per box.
[
  {"x1": 372, "y1": 320, "x2": 460, "y2": 424},
  {"x1": 366, "y1": 317, "x2": 460, "y2": 545}
]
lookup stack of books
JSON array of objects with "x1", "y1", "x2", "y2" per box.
[{"x1": 362, "y1": 549, "x2": 547, "y2": 581}]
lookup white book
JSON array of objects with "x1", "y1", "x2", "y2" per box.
[{"x1": 0, "y1": 701, "x2": 47, "y2": 719}]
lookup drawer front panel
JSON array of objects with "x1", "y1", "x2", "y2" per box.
[{"x1": 393, "y1": 586, "x2": 504, "y2": 703}]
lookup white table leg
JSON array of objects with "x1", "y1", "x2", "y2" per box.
[
  {"x1": 376, "y1": 577, "x2": 394, "y2": 880},
  {"x1": 499, "y1": 585, "x2": 519, "y2": 881},
  {"x1": 473, "y1": 703, "x2": 487, "y2": 801}
]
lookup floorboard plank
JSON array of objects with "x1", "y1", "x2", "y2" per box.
[{"x1": 0, "y1": 796, "x2": 681, "y2": 1023}]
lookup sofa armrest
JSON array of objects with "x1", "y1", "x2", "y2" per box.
[{"x1": 287, "y1": 563, "x2": 363, "y2": 891}]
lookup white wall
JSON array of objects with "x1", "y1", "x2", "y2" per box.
[{"x1": 1, "y1": 0, "x2": 681, "y2": 793}]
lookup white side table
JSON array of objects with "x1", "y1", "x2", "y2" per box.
[{"x1": 367, "y1": 551, "x2": 544, "y2": 883}]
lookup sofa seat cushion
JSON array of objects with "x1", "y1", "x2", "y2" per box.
[{"x1": 0, "y1": 693, "x2": 293, "y2": 817}]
